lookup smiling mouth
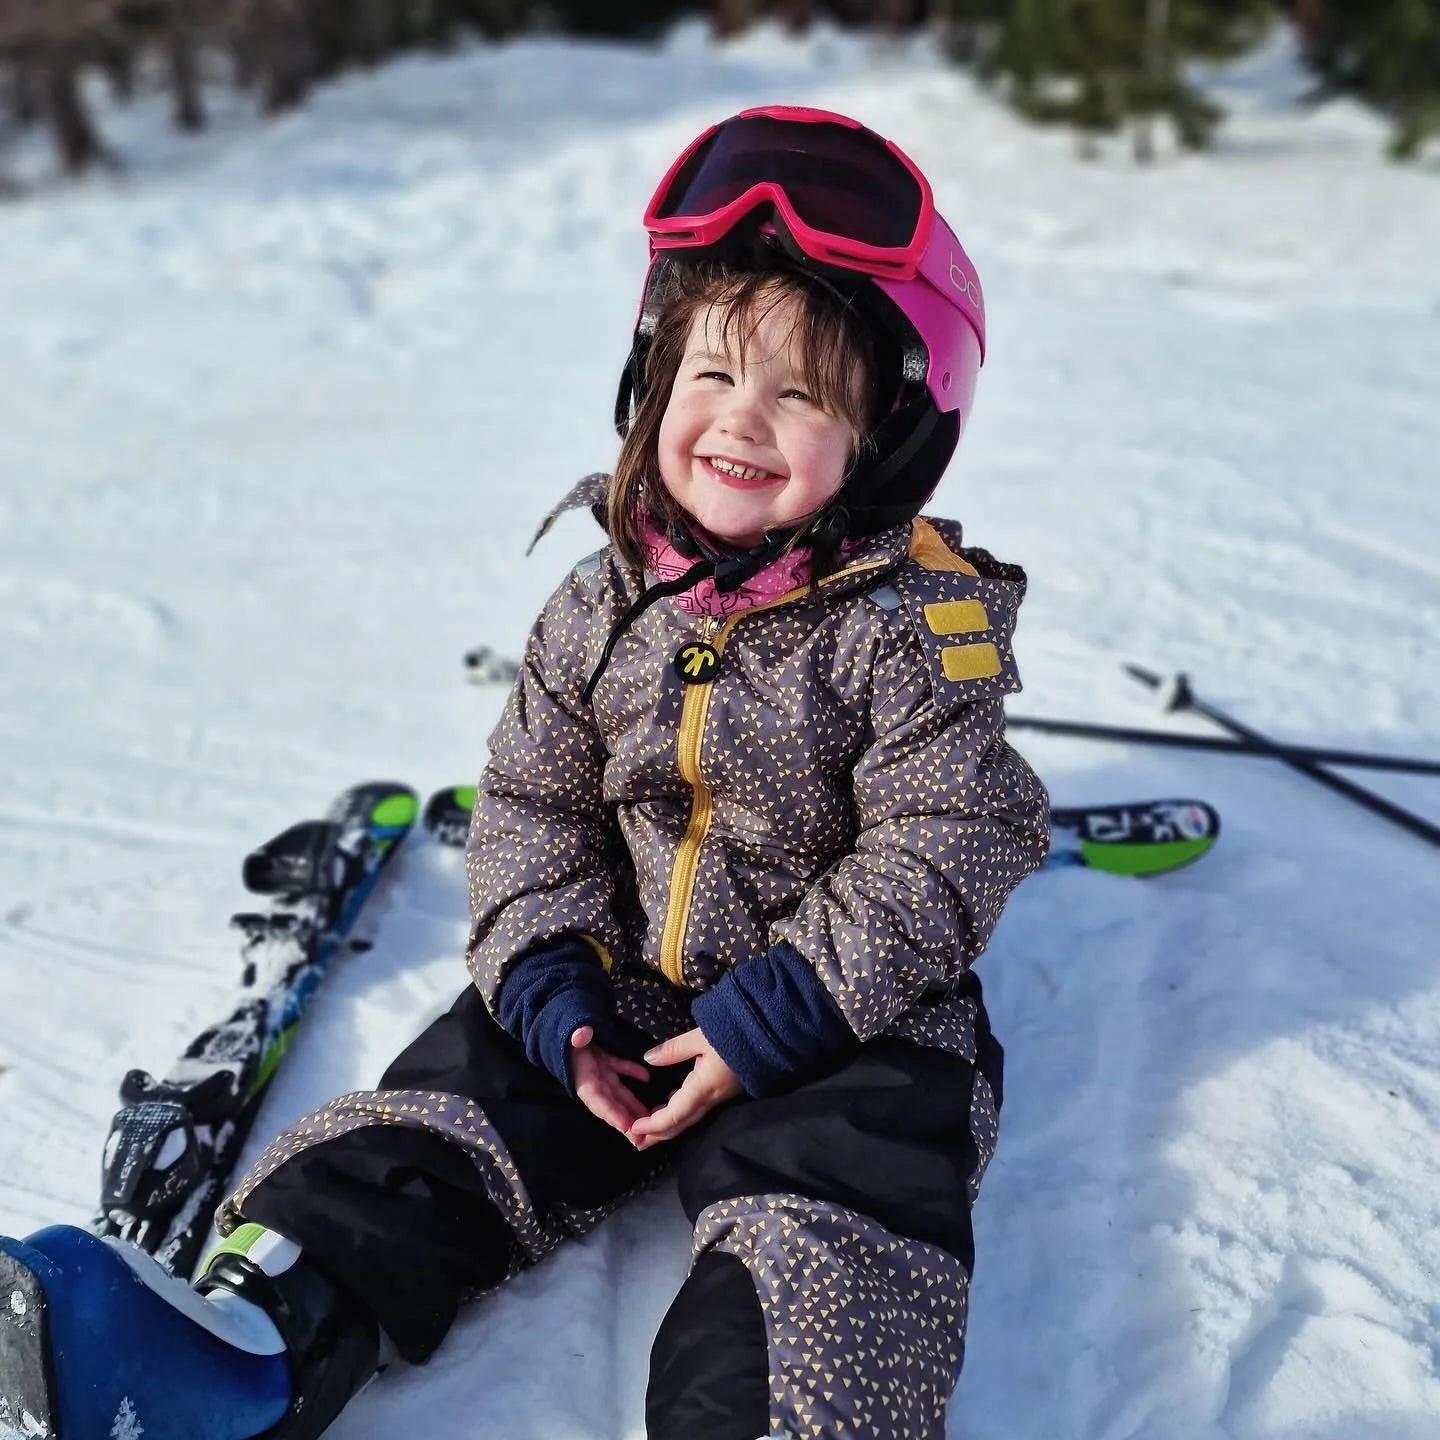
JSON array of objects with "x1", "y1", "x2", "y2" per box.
[{"x1": 702, "y1": 456, "x2": 783, "y2": 485}]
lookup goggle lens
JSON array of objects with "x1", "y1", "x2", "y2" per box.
[{"x1": 652, "y1": 115, "x2": 924, "y2": 252}]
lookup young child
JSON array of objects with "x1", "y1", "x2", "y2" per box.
[{"x1": 0, "y1": 107, "x2": 1048, "y2": 1440}]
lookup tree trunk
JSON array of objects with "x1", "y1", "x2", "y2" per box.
[
  {"x1": 97, "y1": 31, "x2": 137, "y2": 101},
  {"x1": 1292, "y1": 0, "x2": 1322, "y2": 44},
  {"x1": 928, "y1": 0, "x2": 955, "y2": 51},
  {"x1": 778, "y1": 0, "x2": 813, "y2": 34},
  {"x1": 43, "y1": 41, "x2": 105, "y2": 174},
  {"x1": 712, "y1": 0, "x2": 750, "y2": 40},
  {"x1": 227, "y1": 3, "x2": 259, "y2": 89},
  {"x1": 459, "y1": 0, "x2": 525, "y2": 40},
  {"x1": 410, "y1": 0, "x2": 463, "y2": 51},
  {"x1": 250, "y1": 0, "x2": 313, "y2": 113},
  {"x1": 306, "y1": 0, "x2": 349, "y2": 78},
  {"x1": 168, "y1": 0, "x2": 205, "y2": 130},
  {"x1": 1134, "y1": 0, "x2": 1170, "y2": 164},
  {"x1": 349, "y1": 0, "x2": 395, "y2": 65},
  {"x1": 877, "y1": 0, "x2": 911, "y2": 39},
  {"x1": 4, "y1": 49, "x2": 42, "y2": 125}
]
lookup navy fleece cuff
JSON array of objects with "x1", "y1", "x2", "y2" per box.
[
  {"x1": 495, "y1": 936, "x2": 629, "y2": 1093},
  {"x1": 691, "y1": 942, "x2": 855, "y2": 1097}
]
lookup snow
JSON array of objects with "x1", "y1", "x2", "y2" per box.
[{"x1": 2, "y1": 18, "x2": 1438, "y2": 1440}]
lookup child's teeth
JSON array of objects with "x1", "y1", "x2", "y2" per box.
[{"x1": 713, "y1": 459, "x2": 766, "y2": 479}]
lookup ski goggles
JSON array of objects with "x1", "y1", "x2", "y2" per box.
[{"x1": 643, "y1": 107, "x2": 937, "y2": 280}]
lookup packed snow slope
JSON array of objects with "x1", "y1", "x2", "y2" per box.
[{"x1": 1, "y1": 20, "x2": 1437, "y2": 1440}]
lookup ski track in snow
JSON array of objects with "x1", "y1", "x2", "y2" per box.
[{"x1": 2, "y1": 19, "x2": 1438, "y2": 1440}]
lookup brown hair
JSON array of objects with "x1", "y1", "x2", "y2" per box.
[{"x1": 607, "y1": 263, "x2": 880, "y2": 570}]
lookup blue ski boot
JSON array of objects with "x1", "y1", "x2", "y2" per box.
[{"x1": 0, "y1": 1224, "x2": 377, "y2": 1440}]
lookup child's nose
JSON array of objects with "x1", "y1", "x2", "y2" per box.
[{"x1": 719, "y1": 387, "x2": 769, "y2": 442}]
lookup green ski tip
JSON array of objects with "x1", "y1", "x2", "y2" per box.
[
  {"x1": 1077, "y1": 834, "x2": 1216, "y2": 876},
  {"x1": 248, "y1": 1024, "x2": 299, "y2": 1099},
  {"x1": 372, "y1": 793, "x2": 420, "y2": 829}
]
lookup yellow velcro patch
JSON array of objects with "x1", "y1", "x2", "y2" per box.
[
  {"x1": 924, "y1": 599, "x2": 990, "y2": 636},
  {"x1": 940, "y1": 642, "x2": 1002, "y2": 682}
]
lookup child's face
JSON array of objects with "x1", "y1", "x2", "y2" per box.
[{"x1": 656, "y1": 294, "x2": 862, "y2": 550}]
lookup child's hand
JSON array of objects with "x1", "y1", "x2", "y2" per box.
[
  {"x1": 628, "y1": 1027, "x2": 742, "y2": 1151},
  {"x1": 569, "y1": 1025, "x2": 650, "y2": 1136}
]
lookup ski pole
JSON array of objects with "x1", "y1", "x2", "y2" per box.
[
  {"x1": 1006, "y1": 714, "x2": 1440, "y2": 775},
  {"x1": 1124, "y1": 665, "x2": 1440, "y2": 850}
]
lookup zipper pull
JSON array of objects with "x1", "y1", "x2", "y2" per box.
[{"x1": 673, "y1": 616, "x2": 721, "y2": 685}]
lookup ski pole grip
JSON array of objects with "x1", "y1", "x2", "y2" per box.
[{"x1": 1123, "y1": 663, "x2": 1191, "y2": 713}]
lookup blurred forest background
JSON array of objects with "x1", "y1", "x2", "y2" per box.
[{"x1": 1, "y1": 0, "x2": 1437, "y2": 186}]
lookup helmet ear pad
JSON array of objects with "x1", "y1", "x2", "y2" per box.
[
  {"x1": 843, "y1": 397, "x2": 959, "y2": 537},
  {"x1": 615, "y1": 350, "x2": 636, "y2": 433}
]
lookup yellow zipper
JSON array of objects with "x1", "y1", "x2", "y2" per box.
[
  {"x1": 656, "y1": 558, "x2": 891, "y2": 985},
  {"x1": 658, "y1": 614, "x2": 720, "y2": 983}
]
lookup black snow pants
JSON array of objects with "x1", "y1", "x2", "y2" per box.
[{"x1": 224, "y1": 985, "x2": 1003, "y2": 1440}]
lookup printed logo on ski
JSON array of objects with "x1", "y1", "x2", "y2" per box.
[{"x1": 111, "y1": 1398, "x2": 144, "y2": 1440}]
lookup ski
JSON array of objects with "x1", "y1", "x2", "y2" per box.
[
  {"x1": 424, "y1": 784, "x2": 1218, "y2": 878},
  {"x1": 1125, "y1": 665, "x2": 1440, "y2": 850},
  {"x1": 422, "y1": 783, "x2": 476, "y2": 847},
  {"x1": 1048, "y1": 798, "x2": 1220, "y2": 876},
  {"x1": 93, "y1": 781, "x2": 419, "y2": 1278},
  {"x1": 462, "y1": 646, "x2": 520, "y2": 687}
]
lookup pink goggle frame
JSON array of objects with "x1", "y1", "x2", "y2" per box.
[{"x1": 642, "y1": 105, "x2": 939, "y2": 281}]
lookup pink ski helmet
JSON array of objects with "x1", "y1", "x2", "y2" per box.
[{"x1": 616, "y1": 106, "x2": 985, "y2": 538}]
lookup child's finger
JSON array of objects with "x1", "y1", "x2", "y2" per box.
[
  {"x1": 605, "y1": 1078, "x2": 649, "y2": 1127},
  {"x1": 630, "y1": 1085, "x2": 699, "y2": 1142},
  {"x1": 627, "y1": 1106, "x2": 669, "y2": 1139},
  {"x1": 643, "y1": 1028, "x2": 701, "y2": 1067},
  {"x1": 600, "y1": 1066, "x2": 650, "y2": 1118},
  {"x1": 632, "y1": 1107, "x2": 698, "y2": 1150},
  {"x1": 570, "y1": 1025, "x2": 594, "y2": 1050},
  {"x1": 578, "y1": 1088, "x2": 625, "y2": 1131},
  {"x1": 608, "y1": 1057, "x2": 650, "y2": 1082},
  {"x1": 580, "y1": 1082, "x2": 639, "y2": 1134}
]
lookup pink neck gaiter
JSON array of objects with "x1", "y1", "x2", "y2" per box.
[{"x1": 640, "y1": 517, "x2": 841, "y2": 618}]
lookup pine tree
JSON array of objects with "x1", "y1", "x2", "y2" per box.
[
  {"x1": 1302, "y1": 0, "x2": 1440, "y2": 159},
  {"x1": 934, "y1": 0, "x2": 1010, "y2": 65},
  {"x1": 978, "y1": 0, "x2": 1272, "y2": 161}
]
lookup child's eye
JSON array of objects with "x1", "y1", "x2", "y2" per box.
[
  {"x1": 697, "y1": 369, "x2": 732, "y2": 383},
  {"x1": 782, "y1": 388, "x2": 815, "y2": 404}
]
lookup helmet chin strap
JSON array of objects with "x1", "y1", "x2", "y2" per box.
[
  {"x1": 581, "y1": 503, "x2": 850, "y2": 704},
  {"x1": 581, "y1": 554, "x2": 716, "y2": 704},
  {"x1": 668, "y1": 504, "x2": 849, "y2": 594}
]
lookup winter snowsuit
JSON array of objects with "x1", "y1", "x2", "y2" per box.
[{"x1": 222, "y1": 482, "x2": 1049, "y2": 1439}]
